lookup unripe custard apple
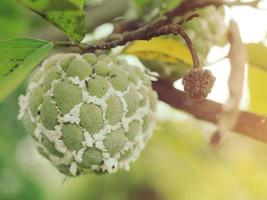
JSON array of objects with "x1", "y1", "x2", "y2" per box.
[{"x1": 18, "y1": 53, "x2": 158, "y2": 176}]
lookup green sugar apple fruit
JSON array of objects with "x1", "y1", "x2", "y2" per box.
[{"x1": 18, "y1": 53, "x2": 158, "y2": 176}]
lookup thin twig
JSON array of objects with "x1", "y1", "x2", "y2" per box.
[
  {"x1": 53, "y1": 41, "x2": 79, "y2": 48},
  {"x1": 54, "y1": 22, "x2": 196, "y2": 52}
]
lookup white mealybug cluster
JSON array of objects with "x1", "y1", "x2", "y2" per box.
[{"x1": 18, "y1": 53, "x2": 158, "y2": 176}]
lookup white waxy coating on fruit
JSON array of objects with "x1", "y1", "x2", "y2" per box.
[{"x1": 18, "y1": 53, "x2": 157, "y2": 176}]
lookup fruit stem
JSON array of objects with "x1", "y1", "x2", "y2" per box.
[{"x1": 178, "y1": 27, "x2": 201, "y2": 69}]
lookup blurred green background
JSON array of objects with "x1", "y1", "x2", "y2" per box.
[{"x1": 1, "y1": 1, "x2": 267, "y2": 200}]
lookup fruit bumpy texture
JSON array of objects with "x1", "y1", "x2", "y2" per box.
[
  {"x1": 18, "y1": 53, "x2": 158, "y2": 176},
  {"x1": 182, "y1": 68, "x2": 216, "y2": 101}
]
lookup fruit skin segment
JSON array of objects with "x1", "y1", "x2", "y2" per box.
[{"x1": 18, "y1": 53, "x2": 158, "y2": 176}]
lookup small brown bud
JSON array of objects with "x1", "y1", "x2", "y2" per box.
[{"x1": 182, "y1": 68, "x2": 216, "y2": 100}]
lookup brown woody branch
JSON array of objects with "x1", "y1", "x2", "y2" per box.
[{"x1": 153, "y1": 80, "x2": 267, "y2": 143}]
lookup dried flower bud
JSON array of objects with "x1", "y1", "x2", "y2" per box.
[{"x1": 182, "y1": 68, "x2": 215, "y2": 100}]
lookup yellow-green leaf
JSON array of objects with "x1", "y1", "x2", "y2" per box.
[
  {"x1": 248, "y1": 64, "x2": 267, "y2": 116},
  {"x1": 124, "y1": 37, "x2": 193, "y2": 80},
  {"x1": 246, "y1": 43, "x2": 267, "y2": 115},
  {"x1": 247, "y1": 43, "x2": 267, "y2": 71}
]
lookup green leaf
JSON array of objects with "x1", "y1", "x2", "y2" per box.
[
  {"x1": 18, "y1": 0, "x2": 86, "y2": 42},
  {"x1": 0, "y1": 38, "x2": 53, "y2": 102},
  {"x1": 0, "y1": 0, "x2": 28, "y2": 39},
  {"x1": 247, "y1": 43, "x2": 267, "y2": 71}
]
